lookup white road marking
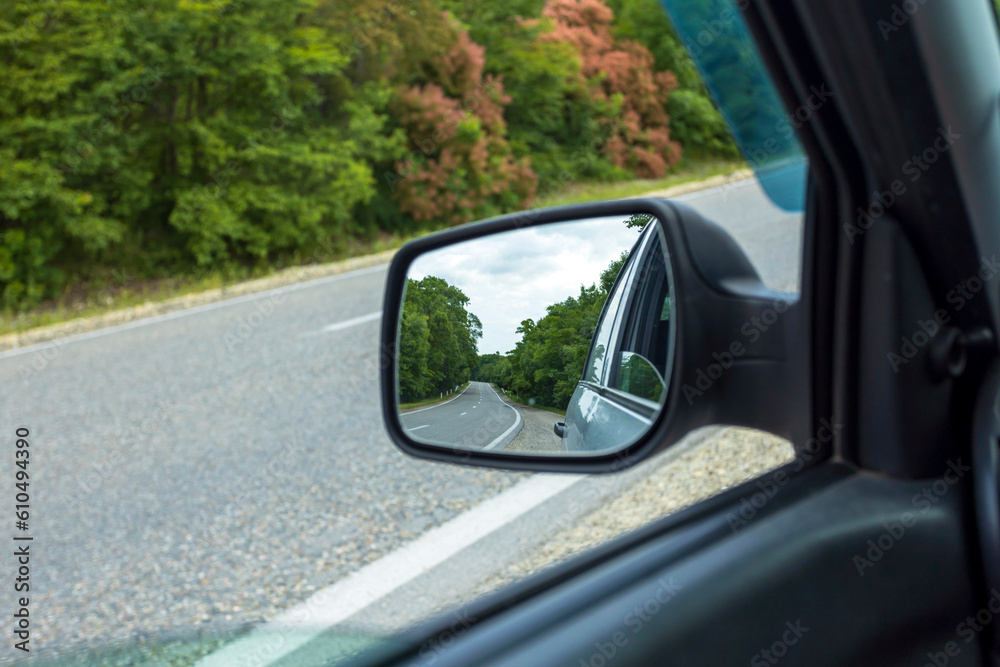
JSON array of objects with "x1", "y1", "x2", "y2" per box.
[
  {"x1": 409, "y1": 425, "x2": 429, "y2": 431},
  {"x1": 197, "y1": 473, "x2": 584, "y2": 667},
  {"x1": 319, "y1": 311, "x2": 381, "y2": 333},
  {"x1": 482, "y1": 383, "x2": 523, "y2": 451},
  {"x1": 460, "y1": 412, "x2": 467, "y2": 416},
  {"x1": 401, "y1": 384, "x2": 471, "y2": 415},
  {"x1": 0, "y1": 264, "x2": 388, "y2": 361}
]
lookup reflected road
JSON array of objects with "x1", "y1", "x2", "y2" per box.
[{"x1": 401, "y1": 381, "x2": 522, "y2": 450}]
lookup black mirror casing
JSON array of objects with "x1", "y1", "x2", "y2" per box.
[{"x1": 380, "y1": 198, "x2": 809, "y2": 473}]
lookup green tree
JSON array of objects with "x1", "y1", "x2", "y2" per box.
[
  {"x1": 399, "y1": 275, "x2": 482, "y2": 401},
  {"x1": 0, "y1": 0, "x2": 381, "y2": 308},
  {"x1": 605, "y1": 0, "x2": 737, "y2": 158},
  {"x1": 504, "y1": 282, "x2": 608, "y2": 410},
  {"x1": 398, "y1": 298, "x2": 431, "y2": 401}
]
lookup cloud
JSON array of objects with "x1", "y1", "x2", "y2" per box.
[{"x1": 409, "y1": 216, "x2": 644, "y2": 355}]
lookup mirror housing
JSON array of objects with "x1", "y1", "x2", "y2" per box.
[{"x1": 380, "y1": 198, "x2": 809, "y2": 473}]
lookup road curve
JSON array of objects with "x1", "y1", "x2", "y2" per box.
[{"x1": 401, "y1": 382, "x2": 522, "y2": 451}]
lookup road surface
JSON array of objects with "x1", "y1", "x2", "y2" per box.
[
  {"x1": 0, "y1": 176, "x2": 801, "y2": 661},
  {"x1": 401, "y1": 382, "x2": 522, "y2": 451}
]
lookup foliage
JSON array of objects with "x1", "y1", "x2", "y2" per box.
[
  {"x1": 398, "y1": 276, "x2": 481, "y2": 402},
  {"x1": 604, "y1": 0, "x2": 737, "y2": 158},
  {"x1": 0, "y1": 0, "x2": 734, "y2": 312},
  {"x1": 0, "y1": 0, "x2": 380, "y2": 308},
  {"x1": 539, "y1": 0, "x2": 683, "y2": 178},
  {"x1": 389, "y1": 26, "x2": 537, "y2": 226},
  {"x1": 502, "y1": 283, "x2": 609, "y2": 409},
  {"x1": 478, "y1": 248, "x2": 628, "y2": 411}
]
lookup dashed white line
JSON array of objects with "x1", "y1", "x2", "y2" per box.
[
  {"x1": 409, "y1": 425, "x2": 429, "y2": 431},
  {"x1": 0, "y1": 264, "x2": 389, "y2": 360},
  {"x1": 460, "y1": 412, "x2": 468, "y2": 416},
  {"x1": 320, "y1": 311, "x2": 381, "y2": 333}
]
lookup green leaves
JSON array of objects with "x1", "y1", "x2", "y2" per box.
[
  {"x1": 0, "y1": 0, "x2": 728, "y2": 312},
  {"x1": 492, "y1": 279, "x2": 609, "y2": 411},
  {"x1": 398, "y1": 276, "x2": 482, "y2": 403}
]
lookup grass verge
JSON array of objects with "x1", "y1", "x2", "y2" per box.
[
  {"x1": 399, "y1": 383, "x2": 470, "y2": 413},
  {"x1": 540, "y1": 158, "x2": 746, "y2": 207},
  {"x1": 0, "y1": 157, "x2": 748, "y2": 340}
]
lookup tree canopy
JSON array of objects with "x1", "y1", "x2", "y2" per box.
[
  {"x1": 0, "y1": 0, "x2": 734, "y2": 311},
  {"x1": 473, "y1": 247, "x2": 631, "y2": 411},
  {"x1": 398, "y1": 276, "x2": 481, "y2": 403}
]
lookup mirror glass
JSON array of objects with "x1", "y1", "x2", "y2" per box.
[{"x1": 395, "y1": 214, "x2": 673, "y2": 456}]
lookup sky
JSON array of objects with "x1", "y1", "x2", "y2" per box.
[{"x1": 408, "y1": 216, "x2": 645, "y2": 355}]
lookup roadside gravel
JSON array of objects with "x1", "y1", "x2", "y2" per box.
[
  {"x1": 470, "y1": 427, "x2": 795, "y2": 595},
  {"x1": 501, "y1": 399, "x2": 562, "y2": 454}
]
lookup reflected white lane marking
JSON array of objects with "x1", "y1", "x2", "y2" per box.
[
  {"x1": 409, "y1": 425, "x2": 429, "y2": 431},
  {"x1": 401, "y1": 384, "x2": 471, "y2": 415},
  {"x1": 482, "y1": 383, "x2": 523, "y2": 451},
  {"x1": 460, "y1": 412, "x2": 467, "y2": 416}
]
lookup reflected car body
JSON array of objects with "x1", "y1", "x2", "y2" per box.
[{"x1": 562, "y1": 219, "x2": 673, "y2": 452}]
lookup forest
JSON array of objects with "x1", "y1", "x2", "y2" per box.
[
  {"x1": 473, "y1": 248, "x2": 629, "y2": 411},
  {"x1": 398, "y1": 276, "x2": 481, "y2": 404},
  {"x1": 0, "y1": 0, "x2": 735, "y2": 312}
]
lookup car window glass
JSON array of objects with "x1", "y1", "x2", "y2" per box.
[
  {"x1": 583, "y1": 234, "x2": 643, "y2": 384},
  {"x1": 612, "y1": 230, "x2": 671, "y2": 399}
]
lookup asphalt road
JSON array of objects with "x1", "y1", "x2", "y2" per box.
[
  {"x1": 401, "y1": 382, "x2": 522, "y2": 451},
  {"x1": 0, "y1": 176, "x2": 802, "y2": 661}
]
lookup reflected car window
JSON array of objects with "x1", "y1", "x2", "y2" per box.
[
  {"x1": 611, "y1": 231, "x2": 671, "y2": 398},
  {"x1": 583, "y1": 237, "x2": 640, "y2": 384}
]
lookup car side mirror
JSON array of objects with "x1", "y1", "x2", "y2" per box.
[{"x1": 380, "y1": 199, "x2": 806, "y2": 474}]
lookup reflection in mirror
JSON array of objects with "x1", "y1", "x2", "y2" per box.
[{"x1": 396, "y1": 214, "x2": 673, "y2": 456}]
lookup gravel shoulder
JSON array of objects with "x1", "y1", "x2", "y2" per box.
[
  {"x1": 470, "y1": 426, "x2": 795, "y2": 596},
  {"x1": 0, "y1": 250, "x2": 396, "y2": 353},
  {"x1": 499, "y1": 395, "x2": 563, "y2": 454}
]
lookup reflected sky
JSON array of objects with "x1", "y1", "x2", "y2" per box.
[{"x1": 409, "y1": 217, "x2": 644, "y2": 355}]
